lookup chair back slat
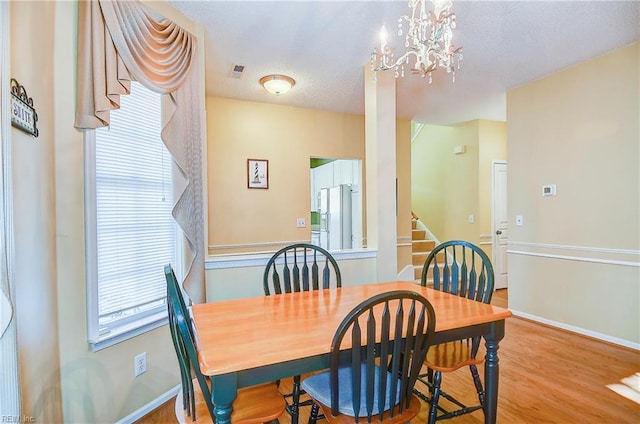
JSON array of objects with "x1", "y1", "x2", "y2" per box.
[
  {"x1": 264, "y1": 243, "x2": 341, "y2": 295},
  {"x1": 302, "y1": 250, "x2": 310, "y2": 291},
  {"x1": 292, "y1": 250, "x2": 301, "y2": 292},
  {"x1": 377, "y1": 302, "x2": 391, "y2": 419},
  {"x1": 283, "y1": 252, "x2": 292, "y2": 293},
  {"x1": 442, "y1": 250, "x2": 450, "y2": 293},
  {"x1": 272, "y1": 271, "x2": 282, "y2": 295},
  {"x1": 450, "y1": 248, "x2": 459, "y2": 295},
  {"x1": 311, "y1": 259, "x2": 320, "y2": 290},
  {"x1": 365, "y1": 310, "x2": 377, "y2": 419},
  {"x1": 459, "y1": 249, "x2": 468, "y2": 297},
  {"x1": 329, "y1": 290, "x2": 436, "y2": 421},
  {"x1": 322, "y1": 258, "x2": 332, "y2": 289}
]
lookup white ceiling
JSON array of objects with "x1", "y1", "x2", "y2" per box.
[{"x1": 168, "y1": 0, "x2": 640, "y2": 125}]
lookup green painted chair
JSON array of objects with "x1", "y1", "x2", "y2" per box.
[
  {"x1": 414, "y1": 240, "x2": 495, "y2": 424},
  {"x1": 302, "y1": 290, "x2": 436, "y2": 424},
  {"x1": 165, "y1": 265, "x2": 286, "y2": 423},
  {"x1": 263, "y1": 243, "x2": 342, "y2": 424}
]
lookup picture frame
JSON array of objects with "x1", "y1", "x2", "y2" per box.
[{"x1": 247, "y1": 159, "x2": 269, "y2": 189}]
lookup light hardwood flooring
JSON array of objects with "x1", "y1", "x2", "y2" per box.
[{"x1": 135, "y1": 289, "x2": 640, "y2": 423}]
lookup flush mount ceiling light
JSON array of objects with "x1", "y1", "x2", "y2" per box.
[{"x1": 260, "y1": 74, "x2": 296, "y2": 95}]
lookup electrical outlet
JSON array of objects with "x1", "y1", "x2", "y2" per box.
[
  {"x1": 134, "y1": 352, "x2": 147, "y2": 377},
  {"x1": 296, "y1": 217, "x2": 306, "y2": 228}
]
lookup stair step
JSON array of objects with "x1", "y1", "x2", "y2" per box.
[
  {"x1": 414, "y1": 264, "x2": 436, "y2": 280},
  {"x1": 412, "y1": 239, "x2": 435, "y2": 252},
  {"x1": 413, "y1": 262, "x2": 442, "y2": 281},
  {"x1": 412, "y1": 252, "x2": 428, "y2": 266},
  {"x1": 411, "y1": 229, "x2": 426, "y2": 241}
]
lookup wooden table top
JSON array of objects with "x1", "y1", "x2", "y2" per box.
[{"x1": 190, "y1": 281, "x2": 512, "y2": 376}]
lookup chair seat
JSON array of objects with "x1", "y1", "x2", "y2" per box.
[
  {"x1": 425, "y1": 341, "x2": 484, "y2": 373},
  {"x1": 304, "y1": 365, "x2": 421, "y2": 424},
  {"x1": 302, "y1": 365, "x2": 402, "y2": 417},
  {"x1": 313, "y1": 395, "x2": 422, "y2": 424},
  {"x1": 175, "y1": 379, "x2": 286, "y2": 424}
]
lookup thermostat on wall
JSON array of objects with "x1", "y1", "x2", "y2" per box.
[{"x1": 542, "y1": 184, "x2": 557, "y2": 197}]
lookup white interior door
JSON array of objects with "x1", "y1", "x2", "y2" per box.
[{"x1": 492, "y1": 162, "x2": 508, "y2": 289}]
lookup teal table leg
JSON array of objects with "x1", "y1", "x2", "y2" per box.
[
  {"x1": 483, "y1": 321, "x2": 505, "y2": 424},
  {"x1": 211, "y1": 373, "x2": 238, "y2": 424}
]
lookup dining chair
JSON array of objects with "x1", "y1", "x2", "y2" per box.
[
  {"x1": 165, "y1": 265, "x2": 286, "y2": 423},
  {"x1": 263, "y1": 243, "x2": 342, "y2": 423},
  {"x1": 415, "y1": 240, "x2": 495, "y2": 423},
  {"x1": 263, "y1": 243, "x2": 342, "y2": 295},
  {"x1": 301, "y1": 290, "x2": 436, "y2": 424}
]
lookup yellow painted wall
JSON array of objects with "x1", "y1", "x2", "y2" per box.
[
  {"x1": 411, "y1": 124, "x2": 455, "y2": 238},
  {"x1": 411, "y1": 120, "x2": 506, "y2": 251},
  {"x1": 206, "y1": 97, "x2": 366, "y2": 254},
  {"x1": 10, "y1": 1, "x2": 205, "y2": 422},
  {"x1": 11, "y1": 1, "x2": 61, "y2": 421},
  {"x1": 206, "y1": 96, "x2": 412, "y2": 260},
  {"x1": 507, "y1": 42, "x2": 639, "y2": 344}
]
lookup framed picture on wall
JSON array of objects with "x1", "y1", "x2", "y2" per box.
[{"x1": 247, "y1": 159, "x2": 269, "y2": 189}]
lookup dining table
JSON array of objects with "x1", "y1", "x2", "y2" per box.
[{"x1": 190, "y1": 280, "x2": 513, "y2": 424}]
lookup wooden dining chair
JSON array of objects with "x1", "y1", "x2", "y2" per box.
[
  {"x1": 302, "y1": 290, "x2": 436, "y2": 424},
  {"x1": 165, "y1": 265, "x2": 286, "y2": 424},
  {"x1": 263, "y1": 243, "x2": 342, "y2": 295},
  {"x1": 415, "y1": 240, "x2": 495, "y2": 423},
  {"x1": 263, "y1": 243, "x2": 342, "y2": 423}
]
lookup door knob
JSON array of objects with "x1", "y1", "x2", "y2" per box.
[{"x1": 496, "y1": 230, "x2": 502, "y2": 235}]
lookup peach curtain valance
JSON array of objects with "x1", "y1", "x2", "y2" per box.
[
  {"x1": 75, "y1": 0, "x2": 196, "y2": 129},
  {"x1": 74, "y1": 0, "x2": 205, "y2": 303}
]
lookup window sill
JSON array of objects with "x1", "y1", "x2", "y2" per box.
[{"x1": 90, "y1": 311, "x2": 167, "y2": 352}]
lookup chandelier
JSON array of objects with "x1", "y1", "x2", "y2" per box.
[{"x1": 371, "y1": 0, "x2": 463, "y2": 83}]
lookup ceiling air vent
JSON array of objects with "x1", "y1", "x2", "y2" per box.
[{"x1": 228, "y1": 64, "x2": 245, "y2": 79}]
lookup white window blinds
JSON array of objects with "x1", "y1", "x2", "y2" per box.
[{"x1": 88, "y1": 82, "x2": 176, "y2": 345}]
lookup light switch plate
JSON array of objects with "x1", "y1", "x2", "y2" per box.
[
  {"x1": 516, "y1": 215, "x2": 524, "y2": 226},
  {"x1": 296, "y1": 217, "x2": 306, "y2": 228},
  {"x1": 542, "y1": 184, "x2": 557, "y2": 197}
]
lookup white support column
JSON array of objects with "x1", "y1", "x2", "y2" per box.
[{"x1": 364, "y1": 66, "x2": 398, "y2": 281}]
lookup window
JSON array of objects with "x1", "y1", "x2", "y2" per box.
[{"x1": 85, "y1": 82, "x2": 176, "y2": 350}]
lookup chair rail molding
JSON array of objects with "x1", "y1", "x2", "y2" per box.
[
  {"x1": 507, "y1": 241, "x2": 640, "y2": 267},
  {"x1": 397, "y1": 235, "x2": 412, "y2": 247},
  {"x1": 206, "y1": 248, "x2": 377, "y2": 270},
  {"x1": 209, "y1": 239, "x2": 310, "y2": 251}
]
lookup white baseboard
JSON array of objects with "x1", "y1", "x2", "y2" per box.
[
  {"x1": 114, "y1": 384, "x2": 181, "y2": 424},
  {"x1": 510, "y1": 309, "x2": 640, "y2": 351}
]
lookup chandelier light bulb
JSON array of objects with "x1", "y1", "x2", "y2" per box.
[{"x1": 379, "y1": 26, "x2": 388, "y2": 51}]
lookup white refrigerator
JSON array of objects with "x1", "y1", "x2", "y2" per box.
[{"x1": 318, "y1": 185, "x2": 353, "y2": 250}]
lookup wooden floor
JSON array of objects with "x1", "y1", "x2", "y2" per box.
[{"x1": 135, "y1": 289, "x2": 640, "y2": 423}]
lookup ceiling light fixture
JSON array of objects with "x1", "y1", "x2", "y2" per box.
[
  {"x1": 371, "y1": 0, "x2": 463, "y2": 83},
  {"x1": 260, "y1": 74, "x2": 296, "y2": 95}
]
